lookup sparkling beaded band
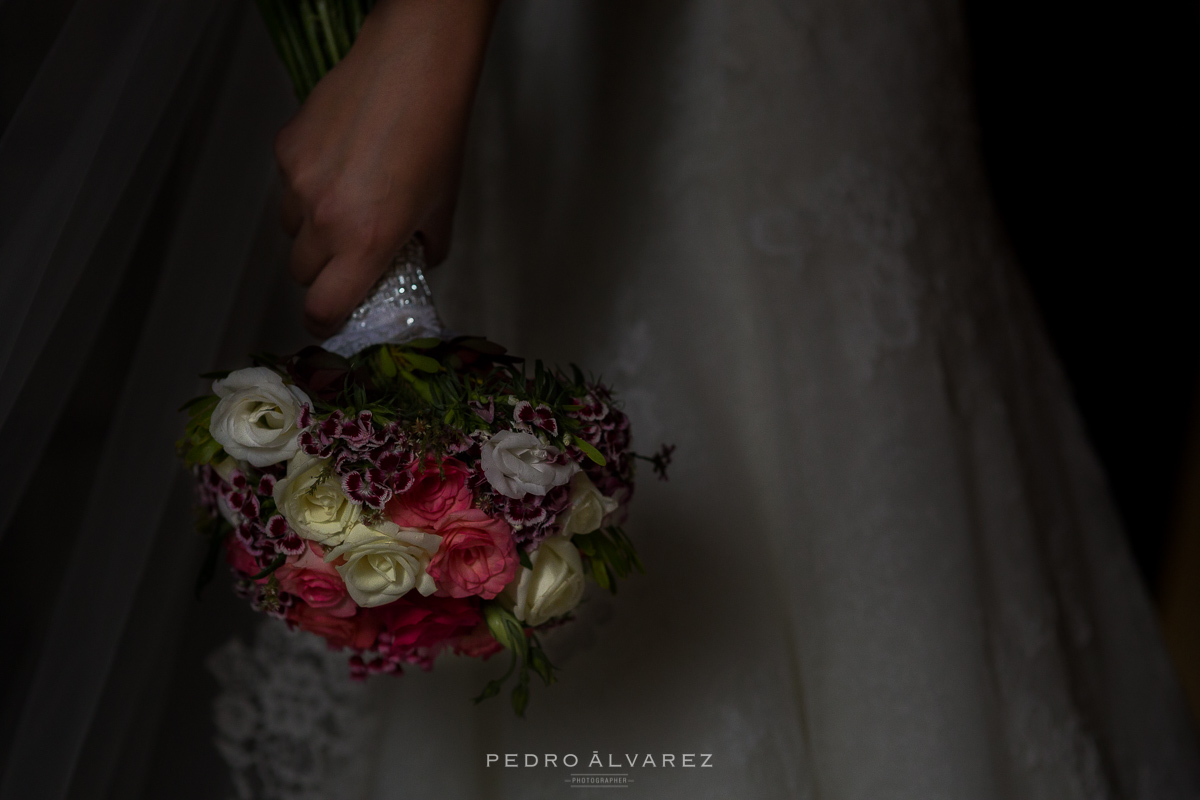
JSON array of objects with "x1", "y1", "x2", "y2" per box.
[{"x1": 321, "y1": 238, "x2": 446, "y2": 357}]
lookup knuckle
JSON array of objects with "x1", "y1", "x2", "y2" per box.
[
  {"x1": 356, "y1": 215, "x2": 401, "y2": 256},
  {"x1": 314, "y1": 195, "x2": 403, "y2": 255},
  {"x1": 310, "y1": 193, "x2": 342, "y2": 230},
  {"x1": 303, "y1": 297, "x2": 343, "y2": 333}
]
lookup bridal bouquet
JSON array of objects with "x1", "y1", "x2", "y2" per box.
[{"x1": 180, "y1": 334, "x2": 669, "y2": 713}]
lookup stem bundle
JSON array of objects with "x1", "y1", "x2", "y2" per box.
[{"x1": 254, "y1": 0, "x2": 377, "y2": 100}]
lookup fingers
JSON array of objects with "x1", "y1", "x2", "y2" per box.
[
  {"x1": 280, "y1": 187, "x2": 303, "y2": 238},
  {"x1": 303, "y1": 250, "x2": 393, "y2": 337},
  {"x1": 419, "y1": 194, "x2": 457, "y2": 266},
  {"x1": 288, "y1": 223, "x2": 332, "y2": 287}
]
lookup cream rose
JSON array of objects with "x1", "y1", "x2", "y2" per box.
[
  {"x1": 558, "y1": 472, "x2": 619, "y2": 536},
  {"x1": 503, "y1": 536, "x2": 586, "y2": 626},
  {"x1": 324, "y1": 521, "x2": 441, "y2": 608},
  {"x1": 272, "y1": 452, "x2": 360, "y2": 546},
  {"x1": 210, "y1": 366, "x2": 311, "y2": 467},
  {"x1": 481, "y1": 430, "x2": 578, "y2": 499}
]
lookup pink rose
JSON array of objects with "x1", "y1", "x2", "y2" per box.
[
  {"x1": 386, "y1": 457, "x2": 472, "y2": 528},
  {"x1": 275, "y1": 541, "x2": 356, "y2": 618},
  {"x1": 427, "y1": 509, "x2": 518, "y2": 599},
  {"x1": 287, "y1": 602, "x2": 381, "y2": 651}
]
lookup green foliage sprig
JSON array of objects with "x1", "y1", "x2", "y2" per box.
[
  {"x1": 574, "y1": 526, "x2": 644, "y2": 594},
  {"x1": 177, "y1": 394, "x2": 223, "y2": 467},
  {"x1": 475, "y1": 602, "x2": 558, "y2": 717},
  {"x1": 299, "y1": 338, "x2": 627, "y2": 477}
]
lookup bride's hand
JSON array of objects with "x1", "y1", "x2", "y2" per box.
[{"x1": 274, "y1": 0, "x2": 497, "y2": 337}]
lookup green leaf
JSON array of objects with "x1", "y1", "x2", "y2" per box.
[
  {"x1": 473, "y1": 649, "x2": 518, "y2": 706},
  {"x1": 573, "y1": 534, "x2": 598, "y2": 558},
  {"x1": 404, "y1": 337, "x2": 441, "y2": 349},
  {"x1": 595, "y1": 535, "x2": 625, "y2": 578},
  {"x1": 375, "y1": 347, "x2": 397, "y2": 378},
  {"x1": 396, "y1": 370, "x2": 434, "y2": 404},
  {"x1": 573, "y1": 437, "x2": 607, "y2": 466},
  {"x1": 511, "y1": 676, "x2": 530, "y2": 717},
  {"x1": 249, "y1": 351, "x2": 284, "y2": 369},
  {"x1": 612, "y1": 527, "x2": 645, "y2": 574},
  {"x1": 591, "y1": 556, "x2": 612, "y2": 591},
  {"x1": 186, "y1": 437, "x2": 224, "y2": 467},
  {"x1": 528, "y1": 645, "x2": 556, "y2": 686},
  {"x1": 473, "y1": 678, "x2": 503, "y2": 704},
  {"x1": 401, "y1": 351, "x2": 443, "y2": 373},
  {"x1": 518, "y1": 548, "x2": 533, "y2": 570},
  {"x1": 457, "y1": 336, "x2": 507, "y2": 355},
  {"x1": 178, "y1": 394, "x2": 218, "y2": 413},
  {"x1": 483, "y1": 603, "x2": 528, "y2": 661}
]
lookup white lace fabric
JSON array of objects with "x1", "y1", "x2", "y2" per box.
[{"x1": 209, "y1": 622, "x2": 373, "y2": 800}]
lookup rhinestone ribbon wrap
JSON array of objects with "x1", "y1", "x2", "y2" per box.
[{"x1": 321, "y1": 238, "x2": 446, "y2": 357}]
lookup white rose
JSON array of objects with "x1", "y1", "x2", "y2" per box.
[
  {"x1": 503, "y1": 536, "x2": 586, "y2": 626},
  {"x1": 324, "y1": 521, "x2": 441, "y2": 608},
  {"x1": 558, "y1": 472, "x2": 619, "y2": 536},
  {"x1": 210, "y1": 366, "x2": 311, "y2": 467},
  {"x1": 272, "y1": 452, "x2": 361, "y2": 546},
  {"x1": 481, "y1": 430, "x2": 579, "y2": 499}
]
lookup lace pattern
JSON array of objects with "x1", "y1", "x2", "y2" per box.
[{"x1": 208, "y1": 621, "x2": 372, "y2": 800}]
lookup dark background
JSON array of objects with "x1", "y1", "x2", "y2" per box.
[{"x1": 965, "y1": 0, "x2": 1198, "y2": 595}]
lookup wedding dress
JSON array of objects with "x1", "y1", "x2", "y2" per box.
[{"x1": 1, "y1": 1, "x2": 1197, "y2": 799}]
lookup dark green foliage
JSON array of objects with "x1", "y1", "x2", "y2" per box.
[
  {"x1": 475, "y1": 602, "x2": 558, "y2": 717},
  {"x1": 573, "y1": 526, "x2": 645, "y2": 595}
]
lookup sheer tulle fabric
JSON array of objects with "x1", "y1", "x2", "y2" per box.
[
  {"x1": 0, "y1": 2, "x2": 306, "y2": 797},
  {"x1": 1, "y1": 1, "x2": 1197, "y2": 799}
]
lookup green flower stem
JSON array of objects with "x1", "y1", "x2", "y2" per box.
[
  {"x1": 315, "y1": 1, "x2": 344, "y2": 69},
  {"x1": 299, "y1": 0, "x2": 330, "y2": 77},
  {"x1": 254, "y1": 0, "x2": 375, "y2": 100}
]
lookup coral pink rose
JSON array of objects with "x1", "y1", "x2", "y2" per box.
[
  {"x1": 287, "y1": 602, "x2": 381, "y2": 651},
  {"x1": 275, "y1": 541, "x2": 356, "y2": 618},
  {"x1": 427, "y1": 509, "x2": 518, "y2": 599},
  {"x1": 386, "y1": 457, "x2": 472, "y2": 528}
]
